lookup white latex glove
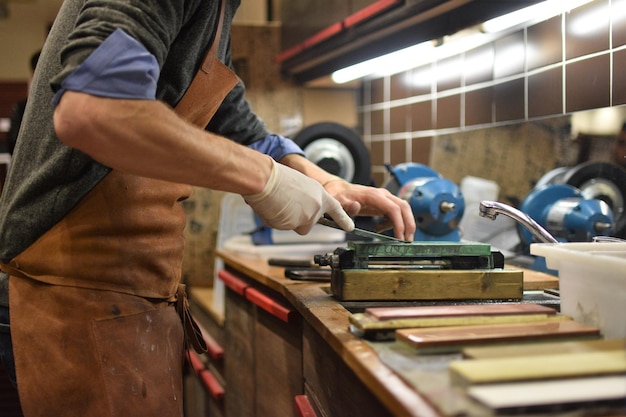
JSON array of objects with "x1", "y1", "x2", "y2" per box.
[{"x1": 244, "y1": 158, "x2": 355, "y2": 235}]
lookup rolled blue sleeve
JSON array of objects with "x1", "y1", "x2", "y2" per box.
[
  {"x1": 248, "y1": 134, "x2": 305, "y2": 161},
  {"x1": 52, "y1": 29, "x2": 159, "y2": 105}
]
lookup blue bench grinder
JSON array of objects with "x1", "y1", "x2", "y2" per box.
[{"x1": 383, "y1": 162, "x2": 465, "y2": 241}]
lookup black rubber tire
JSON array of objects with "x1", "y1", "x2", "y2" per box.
[
  {"x1": 293, "y1": 122, "x2": 372, "y2": 185},
  {"x1": 563, "y1": 161, "x2": 626, "y2": 238}
]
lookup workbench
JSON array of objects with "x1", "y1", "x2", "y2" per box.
[{"x1": 184, "y1": 249, "x2": 621, "y2": 417}]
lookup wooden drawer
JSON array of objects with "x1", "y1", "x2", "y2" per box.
[
  {"x1": 224, "y1": 277, "x2": 256, "y2": 417},
  {"x1": 255, "y1": 301, "x2": 302, "y2": 417},
  {"x1": 220, "y1": 267, "x2": 304, "y2": 417},
  {"x1": 302, "y1": 321, "x2": 392, "y2": 417}
]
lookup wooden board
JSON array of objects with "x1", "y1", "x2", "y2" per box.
[
  {"x1": 351, "y1": 304, "x2": 563, "y2": 341},
  {"x1": 350, "y1": 313, "x2": 569, "y2": 341},
  {"x1": 364, "y1": 303, "x2": 557, "y2": 320},
  {"x1": 518, "y1": 268, "x2": 559, "y2": 290},
  {"x1": 467, "y1": 376, "x2": 626, "y2": 410},
  {"x1": 396, "y1": 321, "x2": 600, "y2": 354},
  {"x1": 332, "y1": 269, "x2": 523, "y2": 301},
  {"x1": 463, "y1": 338, "x2": 626, "y2": 359},
  {"x1": 449, "y1": 350, "x2": 626, "y2": 386}
]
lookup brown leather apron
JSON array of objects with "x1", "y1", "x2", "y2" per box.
[{"x1": 0, "y1": 1, "x2": 238, "y2": 415}]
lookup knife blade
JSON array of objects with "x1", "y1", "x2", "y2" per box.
[{"x1": 317, "y1": 217, "x2": 407, "y2": 242}]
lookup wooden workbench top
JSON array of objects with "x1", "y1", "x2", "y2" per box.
[{"x1": 208, "y1": 249, "x2": 564, "y2": 417}]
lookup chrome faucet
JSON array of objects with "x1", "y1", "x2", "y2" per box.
[{"x1": 478, "y1": 200, "x2": 559, "y2": 244}]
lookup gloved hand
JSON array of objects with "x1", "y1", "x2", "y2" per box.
[{"x1": 244, "y1": 158, "x2": 355, "y2": 235}]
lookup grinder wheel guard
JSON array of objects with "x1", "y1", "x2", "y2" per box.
[{"x1": 563, "y1": 161, "x2": 626, "y2": 239}]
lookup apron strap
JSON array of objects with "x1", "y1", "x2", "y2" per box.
[
  {"x1": 174, "y1": 0, "x2": 238, "y2": 127},
  {"x1": 210, "y1": 0, "x2": 227, "y2": 56},
  {"x1": 174, "y1": 284, "x2": 207, "y2": 354}
]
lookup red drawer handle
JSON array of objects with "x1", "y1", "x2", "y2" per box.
[
  {"x1": 195, "y1": 320, "x2": 224, "y2": 361},
  {"x1": 187, "y1": 350, "x2": 225, "y2": 401},
  {"x1": 198, "y1": 368, "x2": 225, "y2": 401},
  {"x1": 294, "y1": 395, "x2": 318, "y2": 417},
  {"x1": 245, "y1": 287, "x2": 293, "y2": 323},
  {"x1": 187, "y1": 349, "x2": 205, "y2": 373},
  {"x1": 217, "y1": 269, "x2": 249, "y2": 296}
]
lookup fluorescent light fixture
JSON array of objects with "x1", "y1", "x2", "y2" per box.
[
  {"x1": 331, "y1": 0, "x2": 595, "y2": 84},
  {"x1": 481, "y1": 0, "x2": 594, "y2": 33},
  {"x1": 332, "y1": 30, "x2": 488, "y2": 84},
  {"x1": 411, "y1": 41, "x2": 497, "y2": 87},
  {"x1": 331, "y1": 41, "x2": 434, "y2": 84},
  {"x1": 333, "y1": 30, "x2": 490, "y2": 84},
  {"x1": 614, "y1": 1, "x2": 626, "y2": 25},
  {"x1": 569, "y1": 3, "x2": 609, "y2": 36}
]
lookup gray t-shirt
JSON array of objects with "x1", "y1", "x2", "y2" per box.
[{"x1": 0, "y1": 0, "x2": 268, "y2": 306}]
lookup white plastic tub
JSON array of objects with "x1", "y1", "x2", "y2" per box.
[{"x1": 530, "y1": 242, "x2": 626, "y2": 338}]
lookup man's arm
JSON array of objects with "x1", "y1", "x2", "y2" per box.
[
  {"x1": 52, "y1": 29, "x2": 412, "y2": 239},
  {"x1": 54, "y1": 91, "x2": 272, "y2": 196},
  {"x1": 54, "y1": 91, "x2": 355, "y2": 235}
]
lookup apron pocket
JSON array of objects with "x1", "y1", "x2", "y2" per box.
[{"x1": 92, "y1": 306, "x2": 184, "y2": 417}]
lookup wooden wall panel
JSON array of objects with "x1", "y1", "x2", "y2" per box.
[
  {"x1": 181, "y1": 189, "x2": 222, "y2": 288},
  {"x1": 231, "y1": 24, "x2": 300, "y2": 134}
]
